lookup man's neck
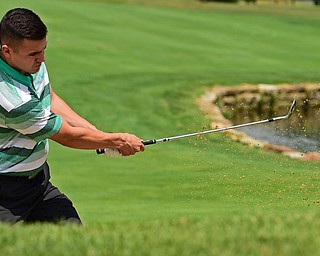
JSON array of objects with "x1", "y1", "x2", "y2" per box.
[{"x1": 0, "y1": 50, "x2": 29, "y2": 76}]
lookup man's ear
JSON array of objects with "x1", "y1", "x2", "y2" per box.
[{"x1": 1, "y1": 44, "x2": 12, "y2": 58}]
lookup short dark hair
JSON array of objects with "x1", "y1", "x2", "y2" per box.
[{"x1": 0, "y1": 8, "x2": 47, "y2": 48}]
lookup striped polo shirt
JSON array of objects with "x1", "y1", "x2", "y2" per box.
[{"x1": 0, "y1": 58, "x2": 62, "y2": 176}]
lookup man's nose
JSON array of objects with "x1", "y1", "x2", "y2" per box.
[{"x1": 37, "y1": 52, "x2": 46, "y2": 62}]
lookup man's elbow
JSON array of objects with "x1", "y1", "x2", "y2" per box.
[{"x1": 49, "y1": 121, "x2": 83, "y2": 148}]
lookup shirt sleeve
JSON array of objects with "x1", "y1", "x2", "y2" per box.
[{"x1": 4, "y1": 106, "x2": 63, "y2": 143}]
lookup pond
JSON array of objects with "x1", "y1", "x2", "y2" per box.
[{"x1": 222, "y1": 102, "x2": 320, "y2": 153}]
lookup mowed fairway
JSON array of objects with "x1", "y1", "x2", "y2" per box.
[{"x1": 1, "y1": 0, "x2": 320, "y2": 255}]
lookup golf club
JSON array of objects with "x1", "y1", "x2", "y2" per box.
[{"x1": 97, "y1": 99, "x2": 296, "y2": 155}]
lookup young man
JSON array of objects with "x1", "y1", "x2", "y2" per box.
[{"x1": 0, "y1": 8, "x2": 144, "y2": 224}]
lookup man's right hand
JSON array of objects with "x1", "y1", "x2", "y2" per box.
[{"x1": 113, "y1": 133, "x2": 145, "y2": 156}]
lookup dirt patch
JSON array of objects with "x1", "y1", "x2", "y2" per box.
[{"x1": 197, "y1": 83, "x2": 320, "y2": 161}]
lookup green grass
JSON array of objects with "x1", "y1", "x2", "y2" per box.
[
  {"x1": 1, "y1": 0, "x2": 320, "y2": 255},
  {"x1": 1, "y1": 211, "x2": 320, "y2": 255}
]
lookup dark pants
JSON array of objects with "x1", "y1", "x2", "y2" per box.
[{"x1": 0, "y1": 163, "x2": 81, "y2": 225}]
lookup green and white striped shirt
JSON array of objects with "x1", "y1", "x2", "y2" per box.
[{"x1": 0, "y1": 58, "x2": 62, "y2": 176}]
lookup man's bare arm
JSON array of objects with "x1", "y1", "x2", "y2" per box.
[
  {"x1": 49, "y1": 87, "x2": 144, "y2": 156},
  {"x1": 50, "y1": 120, "x2": 144, "y2": 156}
]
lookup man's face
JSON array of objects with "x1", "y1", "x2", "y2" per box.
[{"x1": 2, "y1": 37, "x2": 47, "y2": 75}]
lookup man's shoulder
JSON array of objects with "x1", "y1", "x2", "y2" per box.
[{"x1": 0, "y1": 72, "x2": 32, "y2": 113}]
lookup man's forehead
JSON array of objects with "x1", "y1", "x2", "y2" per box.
[{"x1": 20, "y1": 38, "x2": 47, "y2": 51}]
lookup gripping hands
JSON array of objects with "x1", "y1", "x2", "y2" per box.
[{"x1": 97, "y1": 133, "x2": 145, "y2": 157}]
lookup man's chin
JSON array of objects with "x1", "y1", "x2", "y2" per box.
[{"x1": 30, "y1": 66, "x2": 41, "y2": 74}]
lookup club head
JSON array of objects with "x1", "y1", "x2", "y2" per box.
[{"x1": 286, "y1": 99, "x2": 296, "y2": 118}]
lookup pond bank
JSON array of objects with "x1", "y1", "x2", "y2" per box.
[{"x1": 197, "y1": 83, "x2": 320, "y2": 161}]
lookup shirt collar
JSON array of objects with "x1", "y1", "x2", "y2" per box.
[{"x1": 0, "y1": 57, "x2": 32, "y2": 86}]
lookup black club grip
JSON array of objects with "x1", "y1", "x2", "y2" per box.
[{"x1": 142, "y1": 140, "x2": 156, "y2": 145}]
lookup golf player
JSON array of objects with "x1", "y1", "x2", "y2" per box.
[{"x1": 0, "y1": 8, "x2": 144, "y2": 224}]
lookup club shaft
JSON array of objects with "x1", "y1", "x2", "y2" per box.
[
  {"x1": 142, "y1": 99, "x2": 296, "y2": 146},
  {"x1": 143, "y1": 115, "x2": 287, "y2": 145}
]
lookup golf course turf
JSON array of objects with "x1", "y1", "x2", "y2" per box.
[{"x1": 0, "y1": 1, "x2": 319, "y2": 255}]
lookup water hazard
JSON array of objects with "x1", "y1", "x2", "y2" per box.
[{"x1": 223, "y1": 102, "x2": 320, "y2": 153}]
